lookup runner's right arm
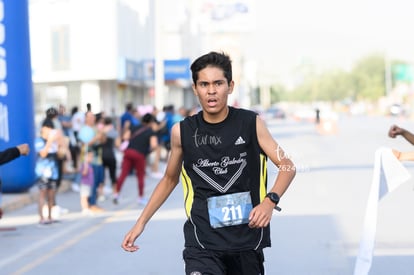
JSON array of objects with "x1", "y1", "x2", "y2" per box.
[{"x1": 121, "y1": 123, "x2": 183, "y2": 252}]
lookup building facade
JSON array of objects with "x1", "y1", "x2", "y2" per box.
[
  {"x1": 29, "y1": 0, "x2": 196, "y2": 125},
  {"x1": 29, "y1": 0, "x2": 257, "y2": 126}
]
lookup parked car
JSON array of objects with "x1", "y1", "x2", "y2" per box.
[{"x1": 265, "y1": 107, "x2": 286, "y2": 119}]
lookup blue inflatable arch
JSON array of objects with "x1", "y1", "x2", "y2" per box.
[{"x1": 0, "y1": 0, "x2": 37, "y2": 192}]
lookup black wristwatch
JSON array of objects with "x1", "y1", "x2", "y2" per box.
[{"x1": 265, "y1": 192, "x2": 282, "y2": 211}]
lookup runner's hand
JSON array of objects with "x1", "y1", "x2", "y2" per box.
[
  {"x1": 248, "y1": 200, "x2": 274, "y2": 228},
  {"x1": 122, "y1": 223, "x2": 145, "y2": 252}
]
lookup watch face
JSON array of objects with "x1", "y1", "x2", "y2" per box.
[{"x1": 267, "y1": 192, "x2": 280, "y2": 203}]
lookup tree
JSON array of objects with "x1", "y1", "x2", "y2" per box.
[
  {"x1": 266, "y1": 53, "x2": 393, "y2": 103},
  {"x1": 351, "y1": 54, "x2": 386, "y2": 100},
  {"x1": 284, "y1": 54, "x2": 387, "y2": 102}
]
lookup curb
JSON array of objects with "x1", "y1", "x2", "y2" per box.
[{"x1": 1, "y1": 180, "x2": 72, "y2": 214}]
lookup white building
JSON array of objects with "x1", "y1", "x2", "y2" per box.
[
  {"x1": 29, "y1": 0, "x2": 257, "y2": 124},
  {"x1": 29, "y1": 0, "x2": 197, "y2": 124}
]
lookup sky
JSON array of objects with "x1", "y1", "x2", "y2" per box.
[
  {"x1": 32, "y1": 0, "x2": 414, "y2": 88},
  {"x1": 254, "y1": 0, "x2": 414, "y2": 77},
  {"x1": 119, "y1": 0, "x2": 414, "y2": 74}
]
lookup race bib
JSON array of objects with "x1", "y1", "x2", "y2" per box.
[{"x1": 207, "y1": 191, "x2": 253, "y2": 229}]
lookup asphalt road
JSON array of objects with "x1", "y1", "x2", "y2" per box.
[{"x1": 1, "y1": 114, "x2": 414, "y2": 275}]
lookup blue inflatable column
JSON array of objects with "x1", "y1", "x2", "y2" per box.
[{"x1": 0, "y1": 0, "x2": 36, "y2": 192}]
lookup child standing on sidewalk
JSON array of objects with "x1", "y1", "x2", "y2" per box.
[{"x1": 79, "y1": 148, "x2": 94, "y2": 215}]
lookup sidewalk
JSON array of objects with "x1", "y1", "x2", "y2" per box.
[
  {"x1": 1, "y1": 179, "x2": 72, "y2": 214},
  {"x1": 1, "y1": 153, "x2": 167, "y2": 214},
  {"x1": 1, "y1": 151, "x2": 117, "y2": 214}
]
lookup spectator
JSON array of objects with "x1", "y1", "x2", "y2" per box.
[
  {"x1": 35, "y1": 120, "x2": 62, "y2": 225},
  {"x1": 100, "y1": 117, "x2": 120, "y2": 200},
  {"x1": 78, "y1": 111, "x2": 106, "y2": 213},
  {"x1": 41, "y1": 107, "x2": 69, "y2": 218},
  {"x1": 389, "y1": 124, "x2": 414, "y2": 160},
  {"x1": 70, "y1": 106, "x2": 85, "y2": 169},
  {"x1": 58, "y1": 104, "x2": 76, "y2": 172},
  {"x1": 149, "y1": 106, "x2": 167, "y2": 179},
  {"x1": 113, "y1": 113, "x2": 158, "y2": 205},
  {"x1": 79, "y1": 148, "x2": 94, "y2": 215},
  {"x1": 0, "y1": 144, "x2": 30, "y2": 219},
  {"x1": 120, "y1": 102, "x2": 140, "y2": 136}
]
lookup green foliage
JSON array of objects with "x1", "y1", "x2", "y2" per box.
[
  {"x1": 275, "y1": 54, "x2": 387, "y2": 102},
  {"x1": 352, "y1": 54, "x2": 386, "y2": 100}
]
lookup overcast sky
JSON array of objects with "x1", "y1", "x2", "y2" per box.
[
  {"x1": 59, "y1": 0, "x2": 414, "y2": 87},
  {"x1": 254, "y1": 0, "x2": 414, "y2": 73}
]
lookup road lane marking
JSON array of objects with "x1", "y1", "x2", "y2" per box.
[{"x1": 5, "y1": 210, "x2": 128, "y2": 275}]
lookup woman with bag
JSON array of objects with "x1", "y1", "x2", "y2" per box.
[
  {"x1": 113, "y1": 113, "x2": 158, "y2": 205},
  {"x1": 38, "y1": 107, "x2": 70, "y2": 219},
  {"x1": 35, "y1": 120, "x2": 63, "y2": 225}
]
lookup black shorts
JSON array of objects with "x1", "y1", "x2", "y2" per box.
[
  {"x1": 38, "y1": 179, "x2": 57, "y2": 191},
  {"x1": 183, "y1": 246, "x2": 265, "y2": 275}
]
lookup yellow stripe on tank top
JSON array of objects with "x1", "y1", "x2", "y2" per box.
[
  {"x1": 259, "y1": 153, "x2": 268, "y2": 202},
  {"x1": 181, "y1": 165, "x2": 194, "y2": 218}
]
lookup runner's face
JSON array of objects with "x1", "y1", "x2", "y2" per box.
[{"x1": 192, "y1": 66, "x2": 234, "y2": 117}]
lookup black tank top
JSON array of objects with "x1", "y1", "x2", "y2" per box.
[
  {"x1": 180, "y1": 106, "x2": 271, "y2": 251},
  {"x1": 127, "y1": 125, "x2": 155, "y2": 155}
]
